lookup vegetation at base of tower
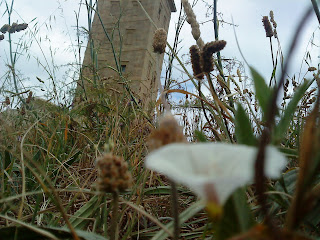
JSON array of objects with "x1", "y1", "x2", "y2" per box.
[{"x1": 0, "y1": 0, "x2": 320, "y2": 240}]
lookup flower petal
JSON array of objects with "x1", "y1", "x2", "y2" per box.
[{"x1": 146, "y1": 143, "x2": 286, "y2": 204}]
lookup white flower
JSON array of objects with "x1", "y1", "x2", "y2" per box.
[{"x1": 146, "y1": 143, "x2": 286, "y2": 205}]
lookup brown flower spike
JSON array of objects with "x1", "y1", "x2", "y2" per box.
[
  {"x1": 190, "y1": 45, "x2": 204, "y2": 80},
  {"x1": 262, "y1": 16, "x2": 274, "y2": 38},
  {"x1": 153, "y1": 28, "x2": 167, "y2": 54},
  {"x1": 97, "y1": 154, "x2": 132, "y2": 193},
  {"x1": 201, "y1": 40, "x2": 227, "y2": 73}
]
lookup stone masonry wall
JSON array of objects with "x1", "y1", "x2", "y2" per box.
[{"x1": 78, "y1": 0, "x2": 175, "y2": 106}]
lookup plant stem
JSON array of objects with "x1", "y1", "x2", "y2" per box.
[
  {"x1": 110, "y1": 191, "x2": 119, "y2": 240},
  {"x1": 213, "y1": 0, "x2": 234, "y2": 108},
  {"x1": 269, "y1": 37, "x2": 277, "y2": 87},
  {"x1": 170, "y1": 181, "x2": 180, "y2": 240}
]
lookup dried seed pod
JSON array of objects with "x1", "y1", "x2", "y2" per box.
[
  {"x1": 190, "y1": 45, "x2": 203, "y2": 80},
  {"x1": 0, "y1": 34, "x2": 4, "y2": 41},
  {"x1": 152, "y1": 28, "x2": 167, "y2": 54},
  {"x1": 148, "y1": 113, "x2": 186, "y2": 151},
  {"x1": 262, "y1": 16, "x2": 273, "y2": 38},
  {"x1": 97, "y1": 154, "x2": 132, "y2": 193},
  {"x1": 0, "y1": 24, "x2": 10, "y2": 34}
]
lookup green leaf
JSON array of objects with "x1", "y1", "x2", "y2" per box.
[
  {"x1": 150, "y1": 201, "x2": 204, "y2": 240},
  {"x1": 194, "y1": 130, "x2": 208, "y2": 142},
  {"x1": 278, "y1": 147, "x2": 299, "y2": 159},
  {"x1": 250, "y1": 67, "x2": 272, "y2": 116},
  {"x1": 235, "y1": 104, "x2": 257, "y2": 146},
  {"x1": 274, "y1": 80, "x2": 310, "y2": 143},
  {"x1": 68, "y1": 195, "x2": 102, "y2": 229},
  {"x1": 215, "y1": 188, "x2": 255, "y2": 240}
]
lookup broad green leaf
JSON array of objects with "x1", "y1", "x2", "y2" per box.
[
  {"x1": 150, "y1": 200, "x2": 204, "y2": 240},
  {"x1": 274, "y1": 80, "x2": 310, "y2": 143},
  {"x1": 215, "y1": 187, "x2": 255, "y2": 240},
  {"x1": 235, "y1": 104, "x2": 257, "y2": 146},
  {"x1": 250, "y1": 67, "x2": 272, "y2": 116}
]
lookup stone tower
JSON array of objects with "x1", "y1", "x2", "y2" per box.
[{"x1": 78, "y1": 0, "x2": 176, "y2": 105}]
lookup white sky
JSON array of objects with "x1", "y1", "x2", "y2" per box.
[{"x1": 0, "y1": 0, "x2": 319, "y2": 102}]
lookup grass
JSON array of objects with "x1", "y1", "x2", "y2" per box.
[{"x1": 1, "y1": 0, "x2": 320, "y2": 239}]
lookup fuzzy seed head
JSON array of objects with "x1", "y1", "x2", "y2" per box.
[
  {"x1": 97, "y1": 154, "x2": 132, "y2": 193},
  {"x1": 148, "y1": 113, "x2": 186, "y2": 151},
  {"x1": 262, "y1": 16, "x2": 274, "y2": 38},
  {"x1": 153, "y1": 28, "x2": 167, "y2": 54},
  {"x1": 182, "y1": 0, "x2": 202, "y2": 41},
  {"x1": 190, "y1": 45, "x2": 203, "y2": 80}
]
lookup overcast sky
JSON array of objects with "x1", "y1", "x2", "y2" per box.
[{"x1": 0, "y1": 0, "x2": 319, "y2": 102}]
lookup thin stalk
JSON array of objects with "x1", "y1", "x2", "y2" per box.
[
  {"x1": 198, "y1": 81, "x2": 221, "y2": 141},
  {"x1": 5, "y1": 1, "x2": 25, "y2": 105},
  {"x1": 75, "y1": 1, "x2": 88, "y2": 100},
  {"x1": 110, "y1": 191, "x2": 119, "y2": 240},
  {"x1": 269, "y1": 36, "x2": 277, "y2": 86},
  {"x1": 206, "y1": 73, "x2": 233, "y2": 142},
  {"x1": 213, "y1": 0, "x2": 234, "y2": 108}
]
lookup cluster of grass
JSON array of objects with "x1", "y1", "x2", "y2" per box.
[{"x1": 1, "y1": 0, "x2": 320, "y2": 239}]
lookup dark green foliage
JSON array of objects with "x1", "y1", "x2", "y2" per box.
[
  {"x1": 215, "y1": 188, "x2": 255, "y2": 240},
  {"x1": 235, "y1": 103, "x2": 257, "y2": 146},
  {"x1": 250, "y1": 66, "x2": 272, "y2": 117},
  {"x1": 194, "y1": 130, "x2": 208, "y2": 142}
]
